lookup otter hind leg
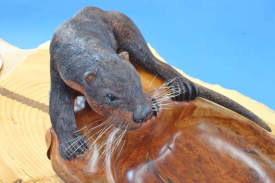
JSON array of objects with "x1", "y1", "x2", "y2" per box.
[
  {"x1": 105, "y1": 11, "x2": 198, "y2": 101},
  {"x1": 104, "y1": 11, "x2": 271, "y2": 132}
]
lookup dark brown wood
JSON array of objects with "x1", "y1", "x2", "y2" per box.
[{"x1": 46, "y1": 66, "x2": 275, "y2": 183}]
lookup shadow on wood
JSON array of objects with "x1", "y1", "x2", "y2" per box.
[{"x1": 46, "y1": 66, "x2": 275, "y2": 183}]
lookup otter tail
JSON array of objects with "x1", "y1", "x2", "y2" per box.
[{"x1": 197, "y1": 85, "x2": 272, "y2": 132}]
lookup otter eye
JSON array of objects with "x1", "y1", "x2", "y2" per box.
[{"x1": 105, "y1": 94, "x2": 118, "y2": 103}]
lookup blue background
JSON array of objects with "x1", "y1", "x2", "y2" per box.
[{"x1": 1, "y1": 0, "x2": 274, "y2": 109}]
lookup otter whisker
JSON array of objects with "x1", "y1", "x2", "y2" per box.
[
  {"x1": 155, "y1": 96, "x2": 173, "y2": 102},
  {"x1": 153, "y1": 85, "x2": 171, "y2": 91},
  {"x1": 148, "y1": 82, "x2": 171, "y2": 95},
  {"x1": 62, "y1": 130, "x2": 89, "y2": 146},
  {"x1": 102, "y1": 122, "x2": 128, "y2": 160},
  {"x1": 62, "y1": 118, "x2": 109, "y2": 147},
  {"x1": 155, "y1": 97, "x2": 174, "y2": 104},
  {"x1": 72, "y1": 119, "x2": 103, "y2": 134},
  {"x1": 85, "y1": 123, "x2": 115, "y2": 159},
  {"x1": 100, "y1": 127, "x2": 120, "y2": 160},
  {"x1": 65, "y1": 121, "x2": 112, "y2": 157},
  {"x1": 89, "y1": 125, "x2": 110, "y2": 143},
  {"x1": 152, "y1": 89, "x2": 171, "y2": 99},
  {"x1": 152, "y1": 86, "x2": 181, "y2": 99},
  {"x1": 152, "y1": 99, "x2": 175, "y2": 111},
  {"x1": 148, "y1": 74, "x2": 158, "y2": 88},
  {"x1": 165, "y1": 77, "x2": 179, "y2": 85},
  {"x1": 107, "y1": 123, "x2": 127, "y2": 159},
  {"x1": 149, "y1": 77, "x2": 183, "y2": 97},
  {"x1": 111, "y1": 135, "x2": 124, "y2": 157},
  {"x1": 89, "y1": 123, "x2": 113, "y2": 146},
  {"x1": 101, "y1": 135, "x2": 117, "y2": 159},
  {"x1": 159, "y1": 103, "x2": 174, "y2": 106},
  {"x1": 61, "y1": 135, "x2": 83, "y2": 146},
  {"x1": 149, "y1": 86, "x2": 181, "y2": 114},
  {"x1": 65, "y1": 120, "x2": 110, "y2": 154},
  {"x1": 155, "y1": 99, "x2": 173, "y2": 105},
  {"x1": 116, "y1": 134, "x2": 126, "y2": 159},
  {"x1": 72, "y1": 126, "x2": 87, "y2": 134},
  {"x1": 67, "y1": 138, "x2": 87, "y2": 157},
  {"x1": 97, "y1": 138, "x2": 109, "y2": 154},
  {"x1": 158, "y1": 102, "x2": 175, "y2": 106},
  {"x1": 154, "y1": 103, "x2": 173, "y2": 109},
  {"x1": 155, "y1": 89, "x2": 181, "y2": 100},
  {"x1": 152, "y1": 95, "x2": 172, "y2": 103},
  {"x1": 84, "y1": 118, "x2": 112, "y2": 139},
  {"x1": 150, "y1": 77, "x2": 179, "y2": 92},
  {"x1": 152, "y1": 85, "x2": 171, "y2": 92},
  {"x1": 63, "y1": 120, "x2": 110, "y2": 154},
  {"x1": 158, "y1": 101, "x2": 175, "y2": 106},
  {"x1": 112, "y1": 125, "x2": 127, "y2": 153}
]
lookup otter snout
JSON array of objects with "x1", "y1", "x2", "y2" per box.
[{"x1": 133, "y1": 103, "x2": 152, "y2": 123}]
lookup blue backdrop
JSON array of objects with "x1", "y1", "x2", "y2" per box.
[{"x1": 1, "y1": 0, "x2": 274, "y2": 109}]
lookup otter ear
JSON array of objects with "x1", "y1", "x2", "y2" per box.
[
  {"x1": 118, "y1": 51, "x2": 129, "y2": 61},
  {"x1": 84, "y1": 71, "x2": 96, "y2": 83}
]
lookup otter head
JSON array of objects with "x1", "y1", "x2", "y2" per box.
[{"x1": 82, "y1": 52, "x2": 154, "y2": 130}]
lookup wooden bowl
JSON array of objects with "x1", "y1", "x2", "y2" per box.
[{"x1": 46, "y1": 66, "x2": 275, "y2": 183}]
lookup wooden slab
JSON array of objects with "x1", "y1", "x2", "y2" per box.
[
  {"x1": 0, "y1": 45, "x2": 62, "y2": 183},
  {"x1": 0, "y1": 41, "x2": 274, "y2": 183}
]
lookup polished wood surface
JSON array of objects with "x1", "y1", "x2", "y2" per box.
[
  {"x1": 1, "y1": 40, "x2": 274, "y2": 183},
  {"x1": 46, "y1": 66, "x2": 275, "y2": 183}
]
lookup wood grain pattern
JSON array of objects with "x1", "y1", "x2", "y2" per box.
[
  {"x1": 0, "y1": 40, "x2": 274, "y2": 183},
  {"x1": 47, "y1": 66, "x2": 275, "y2": 183},
  {"x1": 0, "y1": 46, "x2": 62, "y2": 183}
]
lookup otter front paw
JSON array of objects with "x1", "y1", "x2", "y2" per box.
[
  {"x1": 59, "y1": 132, "x2": 89, "y2": 160},
  {"x1": 167, "y1": 77, "x2": 198, "y2": 101}
]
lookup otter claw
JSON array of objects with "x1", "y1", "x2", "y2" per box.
[
  {"x1": 59, "y1": 133, "x2": 89, "y2": 160},
  {"x1": 168, "y1": 77, "x2": 198, "y2": 101}
]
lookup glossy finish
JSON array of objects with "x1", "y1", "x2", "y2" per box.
[{"x1": 46, "y1": 66, "x2": 275, "y2": 183}]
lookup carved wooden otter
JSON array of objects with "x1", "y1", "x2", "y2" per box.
[{"x1": 49, "y1": 6, "x2": 271, "y2": 160}]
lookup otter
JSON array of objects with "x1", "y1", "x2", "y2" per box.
[{"x1": 49, "y1": 7, "x2": 271, "y2": 160}]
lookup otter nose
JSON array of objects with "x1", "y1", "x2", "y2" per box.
[{"x1": 133, "y1": 103, "x2": 152, "y2": 123}]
